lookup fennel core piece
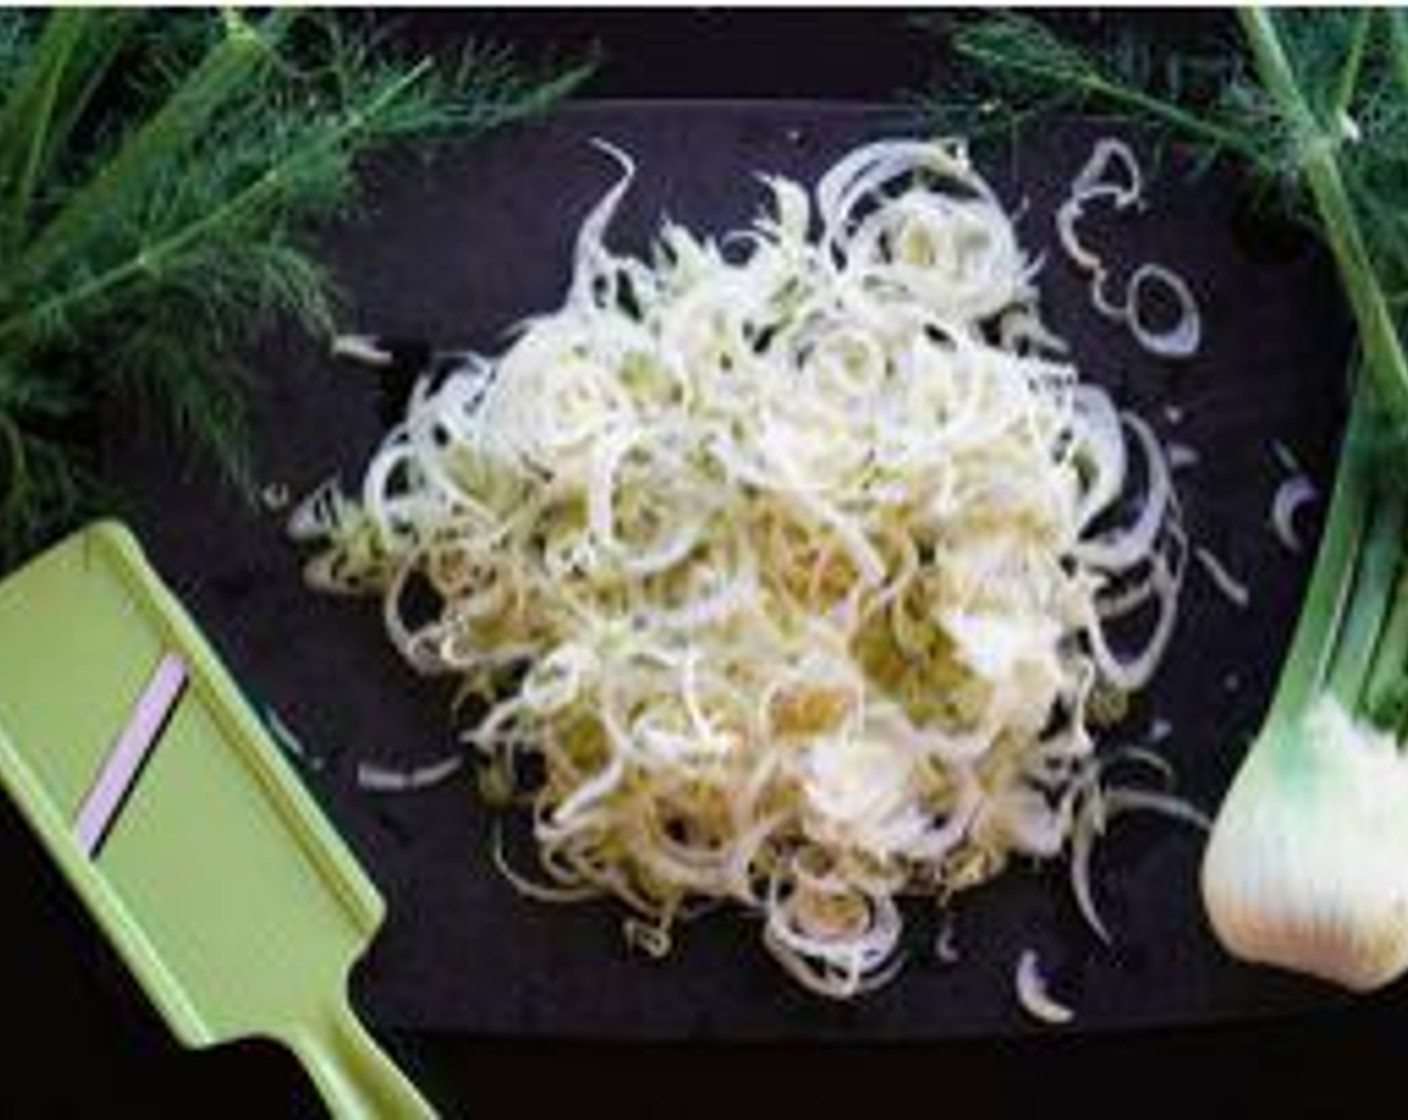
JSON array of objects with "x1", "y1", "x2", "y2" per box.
[{"x1": 1201, "y1": 392, "x2": 1408, "y2": 992}]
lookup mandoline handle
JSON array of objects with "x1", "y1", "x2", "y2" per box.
[{"x1": 289, "y1": 998, "x2": 436, "y2": 1120}]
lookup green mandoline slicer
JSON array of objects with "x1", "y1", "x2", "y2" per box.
[{"x1": 0, "y1": 521, "x2": 435, "y2": 1119}]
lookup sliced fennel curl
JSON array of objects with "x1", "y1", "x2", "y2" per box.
[
  {"x1": 1057, "y1": 139, "x2": 1202, "y2": 361},
  {"x1": 1015, "y1": 948, "x2": 1074, "y2": 1024},
  {"x1": 294, "y1": 137, "x2": 1194, "y2": 1001}
]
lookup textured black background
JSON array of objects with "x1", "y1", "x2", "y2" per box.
[{"x1": 4, "y1": 8, "x2": 1403, "y2": 1118}]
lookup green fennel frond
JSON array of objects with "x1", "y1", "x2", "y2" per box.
[
  {"x1": 919, "y1": 12, "x2": 1285, "y2": 181},
  {"x1": 0, "y1": 9, "x2": 592, "y2": 564}
]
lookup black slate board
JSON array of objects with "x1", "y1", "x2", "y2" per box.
[{"x1": 105, "y1": 102, "x2": 1355, "y2": 1039}]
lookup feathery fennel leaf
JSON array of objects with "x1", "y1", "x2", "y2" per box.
[{"x1": 0, "y1": 9, "x2": 591, "y2": 563}]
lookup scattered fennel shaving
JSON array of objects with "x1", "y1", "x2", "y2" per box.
[
  {"x1": 1057, "y1": 139, "x2": 1202, "y2": 360},
  {"x1": 332, "y1": 333, "x2": 395, "y2": 368},
  {"x1": 935, "y1": 911, "x2": 961, "y2": 964},
  {"x1": 1195, "y1": 545, "x2": 1251, "y2": 609},
  {"x1": 294, "y1": 137, "x2": 1192, "y2": 999},
  {"x1": 1070, "y1": 770, "x2": 1212, "y2": 945},
  {"x1": 1271, "y1": 475, "x2": 1317, "y2": 553},
  {"x1": 1127, "y1": 264, "x2": 1202, "y2": 359},
  {"x1": 1166, "y1": 442, "x2": 1200, "y2": 471},
  {"x1": 357, "y1": 755, "x2": 465, "y2": 793},
  {"x1": 260, "y1": 483, "x2": 291, "y2": 513},
  {"x1": 1271, "y1": 439, "x2": 1303, "y2": 475},
  {"x1": 1015, "y1": 949, "x2": 1073, "y2": 1024},
  {"x1": 623, "y1": 917, "x2": 673, "y2": 959},
  {"x1": 1071, "y1": 139, "x2": 1145, "y2": 206},
  {"x1": 1269, "y1": 438, "x2": 1317, "y2": 555},
  {"x1": 264, "y1": 706, "x2": 324, "y2": 771}
]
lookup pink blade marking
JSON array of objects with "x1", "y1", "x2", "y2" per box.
[{"x1": 74, "y1": 652, "x2": 188, "y2": 856}]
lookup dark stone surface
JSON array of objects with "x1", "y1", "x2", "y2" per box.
[{"x1": 100, "y1": 101, "x2": 1356, "y2": 1042}]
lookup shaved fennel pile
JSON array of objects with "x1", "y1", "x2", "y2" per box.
[{"x1": 293, "y1": 138, "x2": 1191, "y2": 1000}]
